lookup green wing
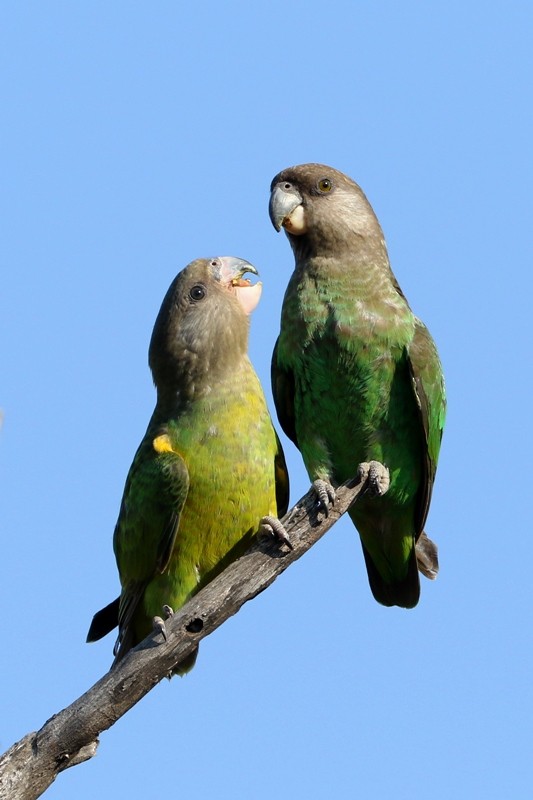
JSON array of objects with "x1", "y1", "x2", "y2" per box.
[
  {"x1": 112, "y1": 435, "x2": 189, "y2": 660},
  {"x1": 407, "y1": 319, "x2": 446, "y2": 535},
  {"x1": 271, "y1": 338, "x2": 294, "y2": 518},
  {"x1": 274, "y1": 429, "x2": 290, "y2": 517},
  {"x1": 271, "y1": 337, "x2": 298, "y2": 449}
]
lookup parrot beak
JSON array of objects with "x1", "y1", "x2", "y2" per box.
[
  {"x1": 269, "y1": 184, "x2": 307, "y2": 234},
  {"x1": 211, "y1": 256, "x2": 263, "y2": 315}
]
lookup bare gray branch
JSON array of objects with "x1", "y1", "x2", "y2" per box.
[{"x1": 0, "y1": 467, "x2": 377, "y2": 800}]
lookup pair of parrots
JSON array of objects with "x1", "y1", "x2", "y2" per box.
[{"x1": 87, "y1": 163, "x2": 446, "y2": 671}]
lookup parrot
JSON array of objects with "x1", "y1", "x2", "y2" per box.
[
  {"x1": 269, "y1": 163, "x2": 446, "y2": 609},
  {"x1": 87, "y1": 256, "x2": 289, "y2": 672}
]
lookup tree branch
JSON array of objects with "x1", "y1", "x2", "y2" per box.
[{"x1": 0, "y1": 466, "x2": 378, "y2": 800}]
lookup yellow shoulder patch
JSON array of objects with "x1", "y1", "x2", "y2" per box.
[{"x1": 153, "y1": 433, "x2": 175, "y2": 454}]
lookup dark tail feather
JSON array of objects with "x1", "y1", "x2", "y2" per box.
[
  {"x1": 361, "y1": 545, "x2": 420, "y2": 609},
  {"x1": 86, "y1": 597, "x2": 120, "y2": 642},
  {"x1": 416, "y1": 531, "x2": 439, "y2": 580}
]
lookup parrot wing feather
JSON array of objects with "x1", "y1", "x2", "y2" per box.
[
  {"x1": 274, "y1": 430, "x2": 290, "y2": 517},
  {"x1": 112, "y1": 439, "x2": 190, "y2": 660},
  {"x1": 407, "y1": 319, "x2": 446, "y2": 534},
  {"x1": 271, "y1": 338, "x2": 298, "y2": 448}
]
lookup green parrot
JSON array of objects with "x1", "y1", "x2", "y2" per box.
[
  {"x1": 269, "y1": 163, "x2": 445, "y2": 608},
  {"x1": 87, "y1": 256, "x2": 289, "y2": 672}
]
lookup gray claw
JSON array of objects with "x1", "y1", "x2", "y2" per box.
[
  {"x1": 312, "y1": 479, "x2": 336, "y2": 516},
  {"x1": 152, "y1": 615, "x2": 167, "y2": 642},
  {"x1": 358, "y1": 461, "x2": 390, "y2": 496},
  {"x1": 259, "y1": 515, "x2": 293, "y2": 550}
]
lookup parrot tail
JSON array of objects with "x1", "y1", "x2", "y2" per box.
[
  {"x1": 361, "y1": 545, "x2": 421, "y2": 609},
  {"x1": 86, "y1": 596, "x2": 120, "y2": 642}
]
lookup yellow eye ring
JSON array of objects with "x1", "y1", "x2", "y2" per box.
[{"x1": 317, "y1": 178, "x2": 332, "y2": 193}]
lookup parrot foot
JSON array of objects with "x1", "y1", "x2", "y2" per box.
[
  {"x1": 259, "y1": 515, "x2": 293, "y2": 550},
  {"x1": 312, "y1": 479, "x2": 336, "y2": 516},
  {"x1": 152, "y1": 605, "x2": 175, "y2": 643},
  {"x1": 152, "y1": 615, "x2": 168, "y2": 642},
  {"x1": 358, "y1": 461, "x2": 390, "y2": 496}
]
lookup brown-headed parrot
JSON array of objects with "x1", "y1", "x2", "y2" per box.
[
  {"x1": 87, "y1": 256, "x2": 289, "y2": 671},
  {"x1": 269, "y1": 163, "x2": 445, "y2": 608}
]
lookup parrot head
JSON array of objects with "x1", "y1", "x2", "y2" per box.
[
  {"x1": 149, "y1": 257, "x2": 262, "y2": 395},
  {"x1": 269, "y1": 163, "x2": 385, "y2": 260}
]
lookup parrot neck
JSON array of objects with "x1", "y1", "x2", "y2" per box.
[
  {"x1": 281, "y1": 251, "x2": 414, "y2": 343},
  {"x1": 150, "y1": 309, "x2": 250, "y2": 411},
  {"x1": 153, "y1": 347, "x2": 249, "y2": 414},
  {"x1": 294, "y1": 248, "x2": 404, "y2": 305}
]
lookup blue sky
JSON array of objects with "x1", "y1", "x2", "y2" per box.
[{"x1": 1, "y1": 2, "x2": 532, "y2": 798}]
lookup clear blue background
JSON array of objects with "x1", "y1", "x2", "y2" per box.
[{"x1": 2, "y1": 3, "x2": 532, "y2": 798}]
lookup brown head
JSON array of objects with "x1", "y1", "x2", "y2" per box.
[
  {"x1": 149, "y1": 256, "x2": 262, "y2": 400},
  {"x1": 269, "y1": 163, "x2": 387, "y2": 264}
]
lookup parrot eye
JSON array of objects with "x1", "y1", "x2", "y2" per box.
[
  {"x1": 317, "y1": 178, "x2": 333, "y2": 193},
  {"x1": 189, "y1": 284, "x2": 206, "y2": 302}
]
